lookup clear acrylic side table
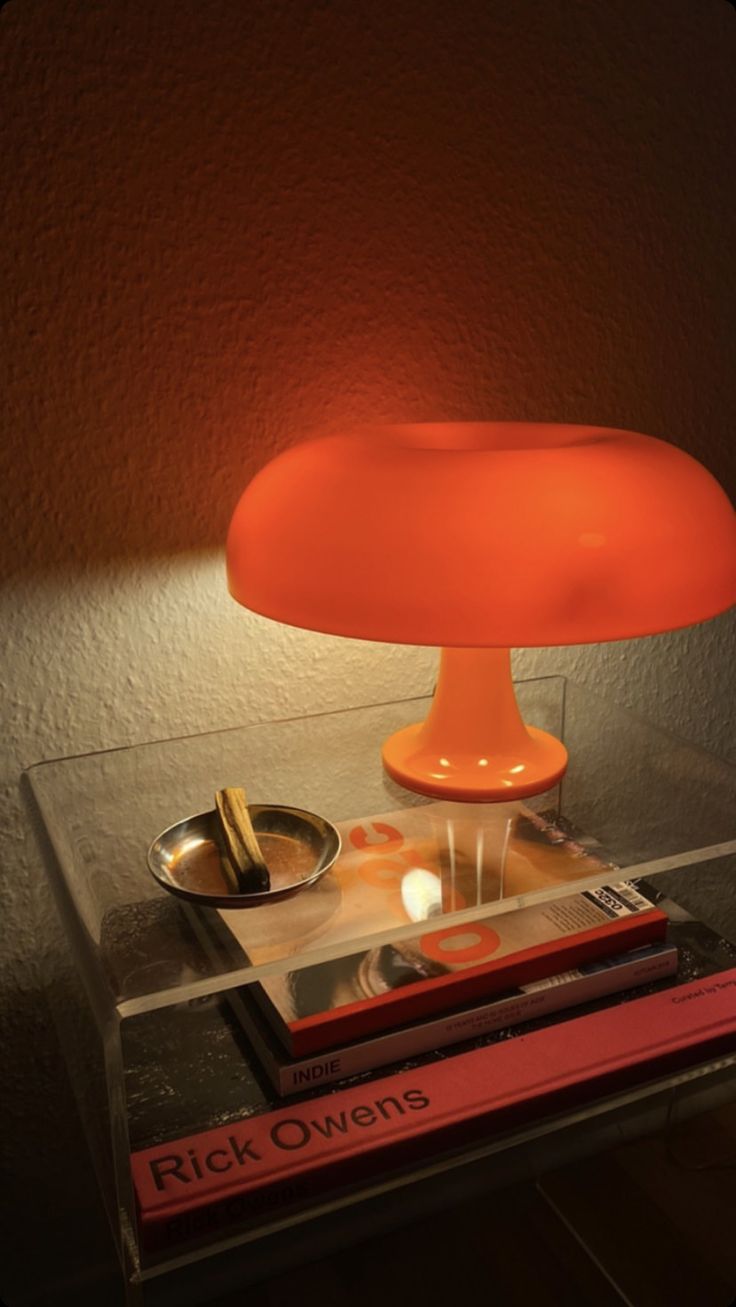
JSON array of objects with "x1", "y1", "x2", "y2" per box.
[{"x1": 24, "y1": 679, "x2": 736, "y2": 1306}]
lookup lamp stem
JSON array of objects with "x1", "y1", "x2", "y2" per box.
[
  {"x1": 382, "y1": 646, "x2": 568, "y2": 801},
  {"x1": 425, "y1": 648, "x2": 530, "y2": 757}
]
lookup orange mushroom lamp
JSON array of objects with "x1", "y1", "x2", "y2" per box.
[{"x1": 227, "y1": 423, "x2": 736, "y2": 802}]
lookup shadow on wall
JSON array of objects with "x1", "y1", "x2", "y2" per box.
[{"x1": 4, "y1": 2, "x2": 735, "y2": 584}]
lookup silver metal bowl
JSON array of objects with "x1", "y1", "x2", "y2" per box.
[{"x1": 146, "y1": 803, "x2": 341, "y2": 908}]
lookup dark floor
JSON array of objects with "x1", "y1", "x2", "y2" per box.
[{"x1": 0, "y1": 1180, "x2": 621, "y2": 1307}]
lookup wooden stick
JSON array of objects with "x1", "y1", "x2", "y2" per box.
[{"x1": 215, "y1": 787, "x2": 270, "y2": 893}]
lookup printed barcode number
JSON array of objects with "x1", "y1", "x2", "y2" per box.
[{"x1": 587, "y1": 883, "x2": 648, "y2": 918}]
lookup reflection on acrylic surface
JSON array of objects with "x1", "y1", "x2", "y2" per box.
[{"x1": 222, "y1": 800, "x2": 616, "y2": 1013}]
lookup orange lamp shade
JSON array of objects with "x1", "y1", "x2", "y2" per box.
[{"x1": 227, "y1": 423, "x2": 736, "y2": 801}]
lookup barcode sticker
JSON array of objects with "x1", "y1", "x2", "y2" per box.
[{"x1": 583, "y1": 882, "x2": 651, "y2": 919}]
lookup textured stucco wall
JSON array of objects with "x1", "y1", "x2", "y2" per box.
[{"x1": 2, "y1": 2, "x2": 735, "y2": 1302}]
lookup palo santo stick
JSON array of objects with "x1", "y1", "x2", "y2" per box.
[
  {"x1": 218, "y1": 851, "x2": 243, "y2": 896},
  {"x1": 215, "y1": 787, "x2": 271, "y2": 893}
]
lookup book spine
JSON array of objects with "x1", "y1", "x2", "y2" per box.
[
  {"x1": 133, "y1": 966, "x2": 736, "y2": 1252},
  {"x1": 271, "y1": 944, "x2": 679, "y2": 1095},
  {"x1": 287, "y1": 907, "x2": 668, "y2": 1054}
]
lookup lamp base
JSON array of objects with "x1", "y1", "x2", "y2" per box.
[{"x1": 381, "y1": 647, "x2": 568, "y2": 802}]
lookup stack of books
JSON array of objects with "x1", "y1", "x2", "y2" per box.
[
  {"x1": 131, "y1": 802, "x2": 736, "y2": 1254},
  {"x1": 216, "y1": 801, "x2": 674, "y2": 1093},
  {"x1": 235, "y1": 881, "x2": 675, "y2": 1095}
]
